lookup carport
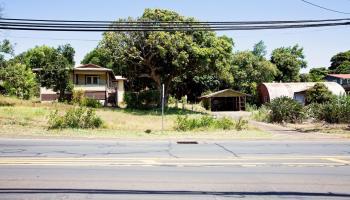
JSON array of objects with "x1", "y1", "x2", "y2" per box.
[{"x1": 200, "y1": 89, "x2": 249, "y2": 111}]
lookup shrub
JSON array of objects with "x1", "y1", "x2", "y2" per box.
[
  {"x1": 268, "y1": 96, "x2": 305, "y2": 123},
  {"x1": 48, "y1": 107, "x2": 103, "y2": 129},
  {"x1": 175, "y1": 115, "x2": 243, "y2": 131},
  {"x1": 72, "y1": 90, "x2": 102, "y2": 108},
  {"x1": 234, "y1": 117, "x2": 248, "y2": 131},
  {"x1": 307, "y1": 95, "x2": 350, "y2": 123},
  {"x1": 250, "y1": 105, "x2": 270, "y2": 122},
  {"x1": 305, "y1": 83, "x2": 333, "y2": 104},
  {"x1": 72, "y1": 90, "x2": 85, "y2": 105},
  {"x1": 82, "y1": 98, "x2": 102, "y2": 108},
  {"x1": 124, "y1": 90, "x2": 160, "y2": 109}
]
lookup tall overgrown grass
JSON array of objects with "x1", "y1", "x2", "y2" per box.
[{"x1": 175, "y1": 115, "x2": 247, "y2": 131}]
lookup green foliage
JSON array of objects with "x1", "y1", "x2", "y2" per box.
[
  {"x1": 305, "y1": 83, "x2": 333, "y2": 104},
  {"x1": 271, "y1": 45, "x2": 307, "y2": 82},
  {"x1": 330, "y1": 50, "x2": 350, "y2": 73},
  {"x1": 268, "y1": 96, "x2": 305, "y2": 123},
  {"x1": 18, "y1": 45, "x2": 75, "y2": 101},
  {"x1": 232, "y1": 50, "x2": 278, "y2": 102},
  {"x1": 72, "y1": 90, "x2": 102, "y2": 108},
  {"x1": 252, "y1": 40, "x2": 267, "y2": 58},
  {"x1": 250, "y1": 105, "x2": 270, "y2": 122},
  {"x1": 84, "y1": 9, "x2": 233, "y2": 103},
  {"x1": 72, "y1": 90, "x2": 85, "y2": 105},
  {"x1": 234, "y1": 117, "x2": 249, "y2": 131},
  {"x1": 48, "y1": 107, "x2": 103, "y2": 129},
  {"x1": 309, "y1": 67, "x2": 329, "y2": 82},
  {"x1": 124, "y1": 90, "x2": 160, "y2": 109},
  {"x1": 175, "y1": 115, "x2": 246, "y2": 131},
  {"x1": 299, "y1": 73, "x2": 311, "y2": 82},
  {"x1": 307, "y1": 96, "x2": 350, "y2": 123},
  {"x1": 0, "y1": 39, "x2": 14, "y2": 67},
  {"x1": 0, "y1": 63, "x2": 37, "y2": 99},
  {"x1": 82, "y1": 98, "x2": 102, "y2": 108}
]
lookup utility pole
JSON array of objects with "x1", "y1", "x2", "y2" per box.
[{"x1": 161, "y1": 84, "x2": 165, "y2": 133}]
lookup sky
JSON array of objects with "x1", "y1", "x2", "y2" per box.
[{"x1": 0, "y1": 0, "x2": 349, "y2": 73}]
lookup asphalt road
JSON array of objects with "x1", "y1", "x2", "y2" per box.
[{"x1": 0, "y1": 138, "x2": 349, "y2": 199}]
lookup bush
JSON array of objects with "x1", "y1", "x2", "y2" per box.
[
  {"x1": 175, "y1": 115, "x2": 245, "y2": 131},
  {"x1": 234, "y1": 117, "x2": 248, "y2": 131},
  {"x1": 82, "y1": 98, "x2": 102, "y2": 108},
  {"x1": 305, "y1": 83, "x2": 333, "y2": 104},
  {"x1": 72, "y1": 90, "x2": 85, "y2": 104},
  {"x1": 268, "y1": 96, "x2": 305, "y2": 123},
  {"x1": 48, "y1": 107, "x2": 103, "y2": 129},
  {"x1": 250, "y1": 105, "x2": 270, "y2": 122},
  {"x1": 307, "y1": 95, "x2": 350, "y2": 123},
  {"x1": 124, "y1": 90, "x2": 160, "y2": 109},
  {"x1": 72, "y1": 90, "x2": 102, "y2": 108}
]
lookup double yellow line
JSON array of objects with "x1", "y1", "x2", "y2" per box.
[{"x1": 0, "y1": 156, "x2": 349, "y2": 167}]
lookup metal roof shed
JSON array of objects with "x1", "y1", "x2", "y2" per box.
[{"x1": 200, "y1": 89, "x2": 249, "y2": 111}]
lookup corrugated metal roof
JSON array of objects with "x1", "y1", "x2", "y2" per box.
[
  {"x1": 200, "y1": 89, "x2": 249, "y2": 98},
  {"x1": 327, "y1": 74, "x2": 350, "y2": 79},
  {"x1": 261, "y1": 82, "x2": 345, "y2": 100}
]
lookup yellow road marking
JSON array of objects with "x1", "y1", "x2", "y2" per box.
[
  {"x1": 0, "y1": 156, "x2": 348, "y2": 167},
  {"x1": 325, "y1": 158, "x2": 350, "y2": 164}
]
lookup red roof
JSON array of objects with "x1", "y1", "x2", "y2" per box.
[{"x1": 327, "y1": 74, "x2": 350, "y2": 79}]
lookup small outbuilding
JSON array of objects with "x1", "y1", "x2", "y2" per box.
[
  {"x1": 199, "y1": 89, "x2": 249, "y2": 111},
  {"x1": 258, "y1": 82, "x2": 346, "y2": 105}
]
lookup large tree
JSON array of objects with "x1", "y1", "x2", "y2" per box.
[
  {"x1": 17, "y1": 45, "x2": 75, "y2": 101},
  {"x1": 83, "y1": 9, "x2": 234, "y2": 103},
  {"x1": 231, "y1": 50, "x2": 278, "y2": 102},
  {"x1": 271, "y1": 45, "x2": 307, "y2": 82}
]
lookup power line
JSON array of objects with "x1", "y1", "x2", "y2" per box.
[
  {"x1": 1, "y1": 17, "x2": 350, "y2": 25},
  {"x1": 0, "y1": 17, "x2": 349, "y2": 32},
  {"x1": 300, "y1": 0, "x2": 350, "y2": 15}
]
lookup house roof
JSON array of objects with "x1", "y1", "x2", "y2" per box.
[
  {"x1": 200, "y1": 89, "x2": 249, "y2": 99},
  {"x1": 259, "y1": 82, "x2": 345, "y2": 100},
  {"x1": 327, "y1": 74, "x2": 350, "y2": 79},
  {"x1": 74, "y1": 64, "x2": 113, "y2": 72}
]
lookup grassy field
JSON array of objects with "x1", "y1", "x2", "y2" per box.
[{"x1": 0, "y1": 95, "x2": 270, "y2": 139}]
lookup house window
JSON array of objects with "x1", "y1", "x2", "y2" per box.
[{"x1": 86, "y1": 76, "x2": 99, "y2": 85}]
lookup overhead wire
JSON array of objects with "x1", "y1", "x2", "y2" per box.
[
  {"x1": 0, "y1": 17, "x2": 349, "y2": 32},
  {"x1": 300, "y1": 0, "x2": 350, "y2": 15}
]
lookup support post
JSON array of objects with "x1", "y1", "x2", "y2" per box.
[{"x1": 161, "y1": 84, "x2": 165, "y2": 133}]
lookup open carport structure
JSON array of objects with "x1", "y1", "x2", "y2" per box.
[{"x1": 200, "y1": 89, "x2": 249, "y2": 111}]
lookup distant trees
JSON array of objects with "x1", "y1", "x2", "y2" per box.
[
  {"x1": 329, "y1": 50, "x2": 350, "y2": 74},
  {"x1": 271, "y1": 45, "x2": 307, "y2": 82},
  {"x1": 0, "y1": 39, "x2": 13, "y2": 68}
]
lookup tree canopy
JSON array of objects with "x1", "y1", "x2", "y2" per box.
[
  {"x1": 82, "y1": 9, "x2": 234, "y2": 102},
  {"x1": 231, "y1": 50, "x2": 278, "y2": 101},
  {"x1": 330, "y1": 50, "x2": 350, "y2": 73},
  {"x1": 271, "y1": 45, "x2": 307, "y2": 82},
  {"x1": 16, "y1": 45, "x2": 75, "y2": 101}
]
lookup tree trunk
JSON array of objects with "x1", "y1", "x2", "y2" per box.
[{"x1": 58, "y1": 90, "x2": 65, "y2": 102}]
